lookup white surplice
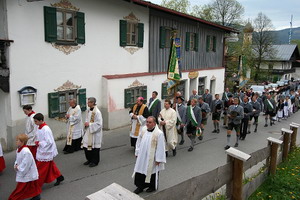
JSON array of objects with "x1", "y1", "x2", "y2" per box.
[
  {"x1": 82, "y1": 106, "x2": 103, "y2": 149},
  {"x1": 36, "y1": 125, "x2": 58, "y2": 162},
  {"x1": 158, "y1": 108, "x2": 178, "y2": 151},
  {"x1": 25, "y1": 114, "x2": 38, "y2": 146},
  {"x1": 0, "y1": 143, "x2": 3, "y2": 157},
  {"x1": 134, "y1": 126, "x2": 166, "y2": 175},
  {"x1": 66, "y1": 105, "x2": 83, "y2": 140},
  {"x1": 15, "y1": 147, "x2": 38, "y2": 182},
  {"x1": 129, "y1": 113, "x2": 146, "y2": 139}
]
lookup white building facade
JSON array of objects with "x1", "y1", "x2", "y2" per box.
[{"x1": 0, "y1": 0, "x2": 233, "y2": 150}]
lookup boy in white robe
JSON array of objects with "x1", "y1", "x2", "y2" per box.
[
  {"x1": 82, "y1": 97, "x2": 103, "y2": 167},
  {"x1": 133, "y1": 116, "x2": 166, "y2": 194},
  {"x1": 158, "y1": 99, "x2": 178, "y2": 157},
  {"x1": 9, "y1": 133, "x2": 41, "y2": 200},
  {"x1": 23, "y1": 105, "x2": 38, "y2": 158},
  {"x1": 33, "y1": 113, "x2": 64, "y2": 187},
  {"x1": 63, "y1": 99, "x2": 83, "y2": 154}
]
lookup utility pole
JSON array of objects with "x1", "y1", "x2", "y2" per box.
[{"x1": 289, "y1": 15, "x2": 293, "y2": 44}]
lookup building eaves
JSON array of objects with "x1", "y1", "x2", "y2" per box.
[{"x1": 129, "y1": 0, "x2": 238, "y2": 33}]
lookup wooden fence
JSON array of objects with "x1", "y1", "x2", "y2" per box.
[{"x1": 145, "y1": 122, "x2": 299, "y2": 200}]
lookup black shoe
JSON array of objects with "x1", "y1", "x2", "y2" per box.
[
  {"x1": 173, "y1": 148, "x2": 177, "y2": 156},
  {"x1": 133, "y1": 187, "x2": 143, "y2": 194},
  {"x1": 240, "y1": 137, "x2": 245, "y2": 141},
  {"x1": 54, "y1": 175, "x2": 64, "y2": 186},
  {"x1": 247, "y1": 131, "x2": 251, "y2": 134},
  {"x1": 166, "y1": 152, "x2": 168, "y2": 157},
  {"x1": 83, "y1": 161, "x2": 90, "y2": 165},
  {"x1": 234, "y1": 143, "x2": 239, "y2": 147},
  {"x1": 212, "y1": 130, "x2": 217, "y2": 133},
  {"x1": 217, "y1": 129, "x2": 220, "y2": 133},
  {"x1": 224, "y1": 126, "x2": 228, "y2": 129},
  {"x1": 30, "y1": 194, "x2": 41, "y2": 200},
  {"x1": 224, "y1": 145, "x2": 230, "y2": 150},
  {"x1": 270, "y1": 123, "x2": 272, "y2": 126},
  {"x1": 188, "y1": 147, "x2": 193, "y2": 152},
  {"x1": 146, "y1": 187, "x2": 156, "y2": 193},
  {"x1": 179, "y1": 140, "x2": 185, "y2": 145},
  {"x1": 254, "y1": 128, "x2": 257, "y2": 133},
  {"x1": 89, "y1": 163, "x2": 98, "y2": 167},
  {"x1": 264, "y1": 124, "x2": 268, "y2": 127},
  {"x1": 198, "y1": 135, "x2": 203, "y2": 140},
  {"x1": 64, "y1": 151, "x2": 73, "y2": 154}
]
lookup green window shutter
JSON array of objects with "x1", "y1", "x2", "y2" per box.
[
  {"x1": 141, "y1": 86, "x2": 147, "y2": 104},
  {"x1": 206, "y1": 35, "x2": 211, "y2": 52},
  {"x1": 44, "y1": 6, "x2": 57, "y2": 42},
  {"x1": 137, "y1": 23, "x2": 144, "y2": 47},
  {"x1": 159, "y1": 26, "x2": 166, "y2": 48},
  {"x1": 48, "y1": 92, "x2": 59, "y2": 118},
  {"x1": 194, "y1": 33, "x2": 199, "y2": 52},
  {"x1": 77, "y1": 12, "x2": 85, "y2": 44},
  {"x1": 213, "y1": 36, "x2": 217, "y2": 52},
  {"x1": 186, "y1": 32, "x2": 190, "y2": 51},
  {"x1": 120, "y1": 20, "x2": 127, "y2": 47},
  {"x1": 78, "y1": 88, "x2": 86, "y2": 111},
  {"x1": 161, "y1": 83, "x2": 168, "y2": 99},
  {"x1": 124, "y1": 89, "x2": 132, "y2": 108}
]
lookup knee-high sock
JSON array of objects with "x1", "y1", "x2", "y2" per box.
[
  {"x1": 236, "y1": 134, "x2": 239, "y2": 144},
  {"x1": 255, "y1": 123, "x2": 258, "y2": 130},
  {"x1": 227, "y1": 135, "x2": 231, "y2": 146},
  {"x1": 248, "y1": 124, "x2": 251, "y2": 131},
  {"x1": 213, "y1": 122, "x2": 217, "y2": 130},
  {"x1": 216, "y1": 122, "x2": 219, "y2": 130},
  {"x1": 265, "y1": 117, "x2": 268, "y2": 125}
]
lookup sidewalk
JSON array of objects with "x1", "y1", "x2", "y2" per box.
[{"x1": 1, "y1": 112, "x2": 299, "y2": 200}]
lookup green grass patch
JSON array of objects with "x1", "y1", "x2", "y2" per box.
[{"x1": 249, "y1": 147, "x2": 300, "y2": 200}]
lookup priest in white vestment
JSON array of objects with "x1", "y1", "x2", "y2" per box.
[
  {"x1": 158, "y1": 99, "x2": 178, "y2": 157},
  {"x1": 63, "y1": 99, "x2": 83, "y2": 154},
  {"x1": 23, "y1": 105, "x2": 38, "y2": 158},
  {"x1": 82, "y1": 97, "x2": 103, "y2": 167},
  {"x1": 129, "y1": 97, "x2": 149, "y2": 148},
  {"x1": 133, "y1": 116, "x2": 166, "y2": 194}
]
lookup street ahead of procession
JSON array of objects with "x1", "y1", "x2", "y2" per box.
[{"x1": 1, "y1": 112, "x2": 300, "y2": 200}]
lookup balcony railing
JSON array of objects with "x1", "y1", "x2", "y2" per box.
[{"x1": 0, "y1": 39, "x2": 13, "y2": 92}]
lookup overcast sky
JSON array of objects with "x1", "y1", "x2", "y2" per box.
[{"x1": 149, "y1": 0, "x2": 300, "y2": 30}]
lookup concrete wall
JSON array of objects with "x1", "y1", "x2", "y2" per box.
[{"x1": 0, "y1": 0, "x2": 8, "y2": 39}]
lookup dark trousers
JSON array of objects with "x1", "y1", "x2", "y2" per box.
[
  {"x1": 63, "y1": 137, "x2": 82, "y2": 153},
  {"x1": 83, "y1": 147, "x2": 100, "y2": 165},
  {"x1": 134, "y1": 172, "x2": 157, "y2": 190},
  {"x1": 131, "y1": 137, "x2": 138, "y2": 147},
  {"x1": 240, "y1": 118, "x2": 249, "y2": 139}
]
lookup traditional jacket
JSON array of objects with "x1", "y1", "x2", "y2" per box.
[
  {"x1": 250, "y1": 101, "x2": 261, "y2": 117},
  {"x1": 240, "y1": 102, "x2": 253, "y2": 120},
  {"x1": 228, "y1": 105, "x2": 244, "y2": 125},
  {"x1": 148, "y1": 97, "x2": 161, "y2": 120},
  {"x1": 15, "y1": 146, "x2": 38, "y2": 182},
  {"x1": 82, "y1": 106, "x2": 103, "y2": 149},
  {"x1": 212, "y1": 99, "x2": 223, "y2": 113}
]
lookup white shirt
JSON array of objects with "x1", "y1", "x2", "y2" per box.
[{"x1": 25, "y1": 113, "x2": 38, "y2": 146}]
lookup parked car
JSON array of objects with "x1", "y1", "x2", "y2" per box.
[
  {"x1": 250, "y1": 85, "x2": 265, "y2": 96},
  {"x1": 276, "y1": 81, "x2": 284, "y2": 87},
  {"x1": 268, "y1": 83, "x2": 279, "y2": 92}
]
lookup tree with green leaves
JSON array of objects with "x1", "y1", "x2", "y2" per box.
[
  {"x1": 190, "y1": 0, "x2": 244, "y2": 26},
  {"x1": 252, "y1": 12, "x2": 276, "y2": 81},
  {"x1": 291, "y1": 39, "x2": 300, "y2": 48},
  {"x1": 161, "y1": 0, "x2": 190, "y2": 14}
]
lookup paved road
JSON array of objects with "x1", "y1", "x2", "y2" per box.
[{"x1": 1, "y1": 112, "x2": 300, "y2": 200}]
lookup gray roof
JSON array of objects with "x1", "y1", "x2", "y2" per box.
[{"x1": 270, "y1": 44, "x2": 297, "y2": 61}]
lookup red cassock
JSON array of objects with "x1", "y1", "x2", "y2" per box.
[
  {"x1": 36, "y1": 160, "x2": 61, "y2": 187},
  {"x1": 8, "y1": 180, "x2": 41, "y2": 200},
  {"x1": 0, "y1": 156, "x2": 5, "y2": 172},
  {"x1": 27, "y1": 146, "x2": 37, "y2": 160}
]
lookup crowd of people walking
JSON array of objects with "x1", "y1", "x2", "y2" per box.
[{"x1": 1, "y1": 81, "x2": 300, "y2": 199}]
